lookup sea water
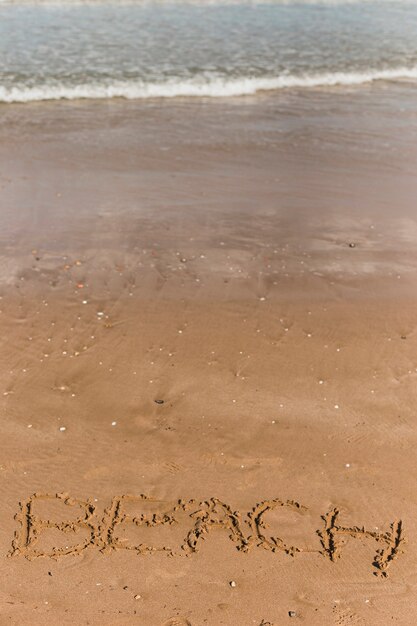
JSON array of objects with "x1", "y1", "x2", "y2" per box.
[{"x1": 0, "y1": 0, "x2": 416, "y2": 102}]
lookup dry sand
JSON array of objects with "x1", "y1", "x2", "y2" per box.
[{"x1": 1, "y1": 85, "x2": 417, "y2": 624}]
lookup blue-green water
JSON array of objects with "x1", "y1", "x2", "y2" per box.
[{"x1": 0, "y1": 1, "x2": 417, "y2": 101}]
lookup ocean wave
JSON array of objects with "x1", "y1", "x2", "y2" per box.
[
  {"x1": 0, "y1": 0, "x2": 414, "y2": 5},
  {"x1": 1, "y1": 68, "x2": 417, "y2": 103}
]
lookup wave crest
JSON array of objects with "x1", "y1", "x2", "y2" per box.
[{"x1": 1, "y1": 67, "x2": 417, "y2": 103}]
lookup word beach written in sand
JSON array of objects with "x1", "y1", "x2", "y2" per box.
[{"x1": 9, "y1": 493, "x2": 405, "y2": 578}]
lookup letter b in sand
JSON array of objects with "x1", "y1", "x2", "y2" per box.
[{"x1": 9, "y1": 493, "x2": 97, "y2": 559}]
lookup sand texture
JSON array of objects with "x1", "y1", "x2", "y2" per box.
[{"x1": 1, "y1": 87, "x2": 417, "y2": 624}]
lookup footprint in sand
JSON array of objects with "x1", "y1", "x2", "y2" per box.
[{"x1": 163, "y1": 619, "x2": 191, "y2": 626}]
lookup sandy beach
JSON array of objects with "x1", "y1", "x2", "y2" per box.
[{"x1": 1, "y1": 84, "x2": 417, "y2": 624}]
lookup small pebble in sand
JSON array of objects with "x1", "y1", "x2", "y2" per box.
[
  {"x1": 229, "y1": 581, "x2": 237, "y2": 588},
  {"x1": 318, "y1": 380, "x2": 324, "y2": 384},
  {"x1": 154, "y1": 399, "x2": 164, "y2": 405},
  {"x1": 288, "y1": 610, "x2": 297, "y2": 617},
  {"x1": 82, "y1": 300, "x2": 88, "y2": 305},
  {"x1": 27, "y1": 424, "x2": 32, "y2": 428},
  {"x1": 334, "y1": 404, "x2": 339, "y2": 409},
  {"x1": 134, "y1": 594, "x2": 141, "y2": 600},
  {"x1": 345, "y1": 463, "x2": 350, "y2": 468},
  {"x1": 259, "y1": 297, "x2": 266, "y2": 301},
  {"x1": 59, "y1": 426, "x2": 66, "y2": 432},
  {"x1": 348, "y1": 242, "x2": 356, "y2": 248},
  {"x1": 111, "y1": 421, "x2": 117, "y2": 426}
]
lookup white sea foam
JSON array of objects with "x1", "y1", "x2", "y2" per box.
[{"x1": 1, "y1": 67, "x2": 417, "y2": 103}]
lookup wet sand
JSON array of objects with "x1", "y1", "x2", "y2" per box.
[{"x1": 1, "y1": 84, "x2": 417, "y2": 624}]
